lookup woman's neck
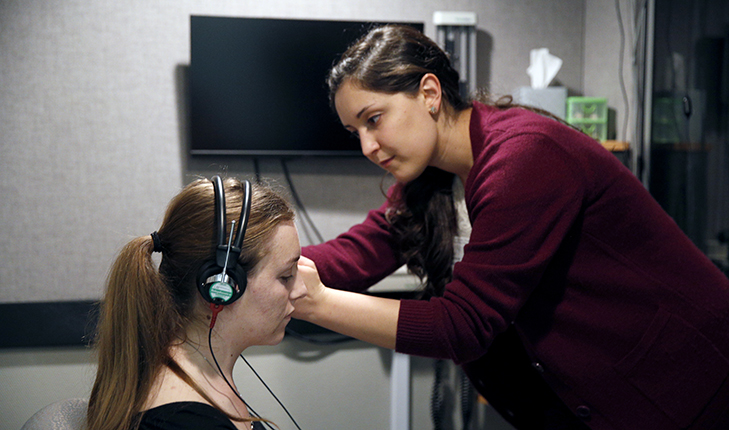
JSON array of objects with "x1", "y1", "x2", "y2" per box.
[
  {"x1": 143, "y1": 340, "x2": 239, "y2": 408},
  {"x1": 183, "y1": 325, "x2": 243, "y2": 380},
  {"x1": 434, "y1": 107, "x2": 474, "y2": 185},
  {"x1": 151, "y1": 342, "x2": 254, "y2": 430}
]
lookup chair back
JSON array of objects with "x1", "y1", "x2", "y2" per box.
[{"x1": 21, "y1": 398, "x2": 88, "y2": 430}]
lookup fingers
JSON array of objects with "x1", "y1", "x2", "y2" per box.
[
  {"x1": 297, "y1": 256, "x2": 322, "y2": 288},
  {"x1": 298, "y1": 255, "x2": 316, "y2": 269}
]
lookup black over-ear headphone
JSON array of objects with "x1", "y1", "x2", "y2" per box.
[{"x1": 196, "y1": 176, "x2": 252, "y2": 306}]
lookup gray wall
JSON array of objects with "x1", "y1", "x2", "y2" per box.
[
  {"x1": 0, "y1": 0, "x2": 590, "y2": 304},
  {"x1": 584, "y1": 0, "x2": 637, "y2": 143},
  {"x1": 0, "y1": 0, "x2": 634, "y2": 429}
]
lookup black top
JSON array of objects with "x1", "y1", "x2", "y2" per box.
[{"x1": 138, "y1": 402, "x2": 265, "y2": 430}]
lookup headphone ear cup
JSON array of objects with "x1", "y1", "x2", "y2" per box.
[
  {"x1": 196, "y1": 260, "x2": 247, "y2": 306},
  {"x1": 196, "y1": 260, "x2": 222, "y2": 304},
  {"x1": 229, "y1": 265, "x2": 248, "y2": 300}
]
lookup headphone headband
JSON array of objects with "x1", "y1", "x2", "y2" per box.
[
  {"x1": 212, "y1": 177, "x2": 252, "y2": 268},
  {"x1": 197, "y1": 176, "x2": 252, "y2": 306}
]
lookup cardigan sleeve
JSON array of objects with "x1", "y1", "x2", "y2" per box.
[
  {"x1": 397, "y1": 126, "x2": 589, "y2": 364},
  {"x1": 301, "y1": 198, "x2": 406, "y2": 292}
]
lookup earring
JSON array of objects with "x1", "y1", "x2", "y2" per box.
[{"x1": 430, "y1": 106, "x2": 437, "y2": 114}]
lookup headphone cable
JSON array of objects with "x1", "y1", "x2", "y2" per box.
[
  {"x1": 208, "y1": 327, "x2": 275, "y2": 430},
  {"x1": 208, "y1": 326, "x2": 303, "y2": 430},
  {"x1": 280, "y1": 159, "x2": 324, "y2": 244},
  {"x1": 240, "y1": 354, "x2": 303, "y2": 430}
]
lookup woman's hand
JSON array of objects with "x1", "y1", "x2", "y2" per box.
[
  {"x1": 292, "y1": 256, "x2": 327, "y2": 321},
  {"x1": 292, "y1": 255, "x2": 399, "y2": 349}
]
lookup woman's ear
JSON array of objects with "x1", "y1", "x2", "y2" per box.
[{"x1": 420, "y1": 73, "x2": 442, "y2": 114}]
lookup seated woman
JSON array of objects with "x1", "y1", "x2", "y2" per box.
[{"x1": 87, "y1": 176, "x2": 306, "y2": 430}]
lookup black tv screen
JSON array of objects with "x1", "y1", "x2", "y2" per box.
[{"x1": 190, "y1": 16, "x2": 424, "y2": 156}]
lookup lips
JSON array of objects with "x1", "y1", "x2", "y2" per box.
[{"x1": 379, "y1": 156, "x2": 395, "y2": 168}]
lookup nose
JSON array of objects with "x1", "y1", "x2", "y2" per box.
[
  {"x1": 359, "y1": 131, "x2": 379, "y2": 157},
  {"x1": 291, "y1": 275, "x2": 307, "y2": 301}
]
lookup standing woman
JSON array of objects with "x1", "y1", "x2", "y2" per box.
[
  {"x1": 88, "y1": 177, "x2": 306, "y2": 430},
  {"x1": 295, "y1": 25, "x2": 729, "y2": 429}
]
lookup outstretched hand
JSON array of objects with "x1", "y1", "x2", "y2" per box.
[
  {"x1": 292, "y1": 256, "x2": 327, "y2": 321},
  {"x1": 291, "y1": 256, "x2": 399, "y2": 349}
]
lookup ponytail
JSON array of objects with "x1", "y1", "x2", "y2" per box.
[
  {"x1": 88, "y1": 178, "x2": 295, "y2": 430},
  {"x1": 88, "y1": 236, "x2": 179, "y2": 430}
]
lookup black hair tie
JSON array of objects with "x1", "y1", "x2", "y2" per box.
[{"x1": 150, "y1": 231, "x2": 163, "y2": 253}]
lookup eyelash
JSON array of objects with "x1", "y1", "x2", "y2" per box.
[{"x1": 347, "y1": 113, "x2": 381, "y2": 140}]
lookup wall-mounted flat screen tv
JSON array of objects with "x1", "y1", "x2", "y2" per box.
[{"x1": 190, "y1": 16, "x2": 424, "y2": 156}]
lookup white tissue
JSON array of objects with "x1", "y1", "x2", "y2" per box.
[{"x1": 527, "y1": 48, "x2": 563, "y2": 89}]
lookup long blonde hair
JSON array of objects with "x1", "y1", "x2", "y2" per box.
[{"x1": 87, "y1": 178, "x2": 294, "y2": 430}]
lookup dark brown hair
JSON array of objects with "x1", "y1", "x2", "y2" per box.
[
  {"x1": 327, "y1": 25, "x2": 469, "y2": 298},
  {"x1": 326, "y1": 25, "x2": 567, "y2": 298},
  {"x1": 87, "y1": 178, "x2": 294, "y2": 430}
]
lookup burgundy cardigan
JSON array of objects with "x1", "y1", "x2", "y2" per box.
[{"x1": 303, "y1": 102, "x2": 729, "y2": 429}]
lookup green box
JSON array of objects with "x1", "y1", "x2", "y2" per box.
[
  {"x1": 566, "y1": 97, "x2": 608, "y2": 141},
  {"x1": 569, "y1": 119, "x2": 608, "y2": 141},
  {"x1": 567, "y1": 97, "x2": 607, "y2": 121}
]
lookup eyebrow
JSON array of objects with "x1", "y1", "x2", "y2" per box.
[
  {"x1": 341, "y1": 103, "x2": 374, "y2": 130},
  {"x1": 277, "y1": 257, "x2": 299, "y2": 275},
  {"x1": 286, "y1": 255, "x2": 300, "y2": 267},
  {"x1": 356, "y1": 103, "x2": 375, "y2": 119}
]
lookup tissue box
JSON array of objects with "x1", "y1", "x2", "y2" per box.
[{"x1": 513, "y1": 87, "x2": 567, "y2": 119}]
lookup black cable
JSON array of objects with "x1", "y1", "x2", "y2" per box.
[
  {"x1": 431, "y1": 359, "x2": 446, "y2": 430},
  {"x1": 284, "y1": 326, "x2": 354, "y2": 345},
  {"x1": 615, "y1": 0, "x2": 630, "y2": 142},
  {"x1": 240, "y1": 354, "x2": 303, "y2": 430},
  {"x1": 279, "y1": 159, "x2": 354, "y2": 344},
  {"x1": 459, "y1": 370, "x2": 474, "y2": 430},
  {"x1": 280, "y1": 159, "x2": 325, "y2": 244},
  {"x1": 207, "y1": 327, "x2": 275, "y2": 430},
  {"x1": 253, "y1": 158, "x2": 261, "y2": 184}
]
